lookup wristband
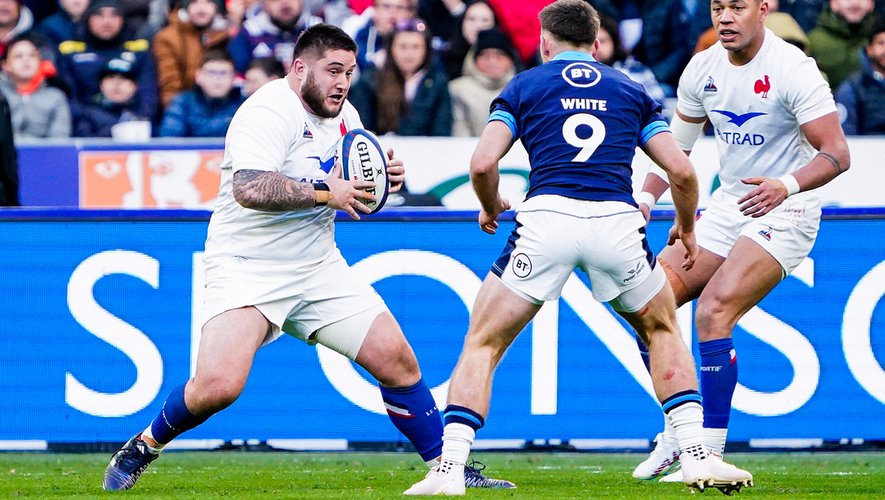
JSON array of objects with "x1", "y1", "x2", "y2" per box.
[
  {"x1": 777, "y1": 174, "x2": 800, "y2": 197},
  {"x1": 636, "y1": 191, "x2": 657, "y2": 209},
  {"x1": 313, "y1": 182, "x2": 331, "y2": 206}
]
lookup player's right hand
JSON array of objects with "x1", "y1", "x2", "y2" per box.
[
  {"x1": 668, "y1": 225, "x2": 697, "y2": 270},
  {"x1": 326, "y1": 163, "x2": 376, "y2": 220},
  {"x1": 479, "y1": 196, "x2": 511, "y2": 234}
]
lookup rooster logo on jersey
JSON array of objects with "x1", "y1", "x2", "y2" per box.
[{"x1": 754, "y1": 75, "x2": 770, "y2": 98}]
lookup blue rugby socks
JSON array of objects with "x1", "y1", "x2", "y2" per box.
[
  {"x1": 143, "y1": 383, "x2": 210, "y2": 448},
  {"x1": 379, "y1": 379, "x2": 443, "y2": 464},
  {"x1": 699, "y1": 338, "x2": 737, "y2": 454}
]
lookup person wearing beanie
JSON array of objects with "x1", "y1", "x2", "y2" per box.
[
  {"x1": 56, "y1": 0, "x2": 158, "y2": 127},
  {"x1": 72, "y1": 55, "x2": 150, "y2": 136},
  {"x1": 153, "y1": 0, "x2": 229, "y2": 107},
  {"x1": 835, "y1": 18, "x2": 885, "y2": 134},
  {"x1": 0, "y1": 33, "x2": 71, "y2": 139},
  {"x1": 448, "y1": 27, "x2": 516, "y2": 136}
]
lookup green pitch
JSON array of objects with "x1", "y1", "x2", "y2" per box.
[{"x1": 1, "y1": 451, "x2": 883, "y2": 498}]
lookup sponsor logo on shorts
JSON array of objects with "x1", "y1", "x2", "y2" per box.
[
  {"x1": 759, "y1": 225, "x2": 772, "y2": 241},
  {"x1": 512, "y1": 253, "x2": 532, "y2": 278},
  {"x1": 623, "y1": 261, "x2": 645, "y2": 284}
]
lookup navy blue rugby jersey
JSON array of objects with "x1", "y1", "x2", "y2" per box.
[{"x1": 490, "y1": 51, "x2": 668, "y2": 205}]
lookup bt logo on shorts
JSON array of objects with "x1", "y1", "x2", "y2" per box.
[
  {"x1": 560, "y1": 62, "x2": 601, "y2": 88},
  {"x1": 512, "y1": 253, "x2": 532, "y2": 278}
]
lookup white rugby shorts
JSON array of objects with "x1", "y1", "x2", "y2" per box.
[
  {"x1": 202, "y1": 247, "x2": 386, "y2": 350},
  {"x1": 696, "y1": 189, "x2": 820, "y2": 274},
  {"x1": 492, "y1": 195, "x2": 665, "y2": 312}
]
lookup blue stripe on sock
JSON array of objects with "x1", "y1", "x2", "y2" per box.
[
  {"x1": 443, "y1": 404, "x2": 485, "y2": 431},
  {"x1": 661, "y1": 390, "x2": 703, "y2": 414}
]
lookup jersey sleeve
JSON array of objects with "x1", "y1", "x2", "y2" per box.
[
  {"x1": 781, "y1": 55, "x2": 837, "y2": 125},
  {"x1": 638, "y1": 89, "x2": 669, "y2": 146},
  {"x1": 488, "y1": 75, "x2": 521, "y2": 139},
  {"x1": 227, "y1": 99, "x2": 302, "y2": 173},
  {"x1": 675, "y1": 55, "x2": 706, "y2": 119}
]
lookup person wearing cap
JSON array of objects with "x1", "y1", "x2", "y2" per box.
[
  {"x1": 153, "y1": 0, "x2": 229, "y2": 107},
  {"x1": 158, "y1": 49, "x2": 244, "y2": 137},
  {"x1": 448, "y1": 27, "x2": 515, "y2": 136},
  {"x1": 56, "y1": 0, "x2": 158, "y2": 123},
  {"x1": 835, "y1": 18, "x2": 885, "y2": 134},
  {"x1": 71, "y1": 55, "x2": 150, "y2": 136}
]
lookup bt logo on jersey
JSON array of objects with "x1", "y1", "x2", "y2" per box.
[{"x1": 561, "y1": 62, "x2": 601, "y2": 88}]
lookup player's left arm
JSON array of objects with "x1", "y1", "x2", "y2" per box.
[
  {"x1": 470, "y1": 120, "x2": 514, "y2": 234},
  {"x1": 738, "y1": 112, "x2": 850, "y2": 217}
]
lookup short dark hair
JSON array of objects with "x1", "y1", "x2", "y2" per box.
[
  {"x1": 870, "y1": 18, "x2": 885, "y2": 44},
  {"x1": 247, "y1": 56, "x2": 286, "y2": 78},
  {"x1": 293, "y1": 24, "x2": 358, "y2": 61},
  {"x1": 201, "y1": 49, "x2": 233, "y2": 67},
  {"x1": 538, "y1": 0, "x2": 599, "y2": 47}
]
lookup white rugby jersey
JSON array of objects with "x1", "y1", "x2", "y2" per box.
[
  {"x1": 677, "y1": 28, "x2": 836, "y2": 198},
  {"x1": 204, "y1": 78, "x2": 363, "y2": 279}
]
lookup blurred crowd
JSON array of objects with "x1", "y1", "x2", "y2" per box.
[{"x1": 0, "y1": 0, "x2": 884, "y2": 142}]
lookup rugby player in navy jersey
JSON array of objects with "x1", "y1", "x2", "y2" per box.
[{"x1": 405, "y1": 0, "x2": 752, "y2": 495}]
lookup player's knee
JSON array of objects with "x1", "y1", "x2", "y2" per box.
[
  {"x1": 695, "y1": 297, "x2": 735, "y2": 340},
  {"x1": 190, "y1": 373, "x2": 246, "y2": 412}
]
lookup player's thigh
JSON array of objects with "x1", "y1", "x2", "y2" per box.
[
  {"x1": 465, "y1": 273, "x2": 542, "y2": 353},
  {"x1": 695, "y1": 236, "x2": 783, "y2": 337},
  {"x1": 195, "y1": 307, "x2": 271, "y2": 389},
  {"x1": 657, "y1": 240, "x2": 725, "y2": 305},
  {"x1": 350, "y1": 307, "x2": 421, "y2": 387}
]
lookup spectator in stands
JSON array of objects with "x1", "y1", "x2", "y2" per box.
[
  {"x1": 417, "y1": 0, "x2": 466, "y2": 47},
  {"x1": 36, "y1": 0, "x2": 88, "y2": 47},
  {"x1": 633, "y1": 0, "x2": 711, "y2": 96},
  {"x1": 835, "y1": 18, "x2": 885, "y2": 134},
  {"x1": 0, "y1": 91, "x2": 17, "y2": 205},
  {"x1": 57, "y1": 0, "x2": 157, "y2": 122},
  {"x1": 0, "y1": 34, "x2": 71, "y2": 138},
  {"x1": 228, "y1": 0, "x2": 320, "y2": 74},
  {"x1": 441, "y1": 0, "x2": 496, "y2": 80},
  {"x1": 448, "y1": 28, "x2": 514, "y2": 136},
  {"x1": 348, "y1": 18, "x2": 451, "y2": 136},
  {"x1": 595, "y1": 15, "x2": 665, "y2": 105},
  {"x1": 241, "y1": 55, "x2": 284, "y2": 96},
  {"x1": 779, "y1": 0, "x2": 828, "y2": 32},
  {"x1": 0, "y1": 0, "x2": 35, "y2": 58},
  {"x1": 121, "y1": 0, "x2": 169, "y2": 37},
  {"x1": 809, "y1": 0, "x2": 879, "y2": 89},
  {"x1": 158, "y1": 50, "x2": 243, "y2": 136},
  {"x1": 72, "y1": 55, "x2": 150, "y2": 136},
  {"x1": 348, "y1": 0, "x2": 415, "y2": 71},
  {"x1": 153, "y1": 0, "x2": 229, "y2": 108}
]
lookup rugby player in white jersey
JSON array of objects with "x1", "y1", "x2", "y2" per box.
[
  {"x1": 102, "y1": 24, "x2": 513, "y2": 492},
  {"x1": 632, "y1": 0, "x2": 850, "y2": 483}
]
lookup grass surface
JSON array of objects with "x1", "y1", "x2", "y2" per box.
[{"x1": 1, "y1": 451, "x2": 884, "y2": 498}]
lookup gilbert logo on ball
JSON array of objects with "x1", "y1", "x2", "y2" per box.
[{"x1": 337, "y1": 129, "x2": 390, "y2": 214}]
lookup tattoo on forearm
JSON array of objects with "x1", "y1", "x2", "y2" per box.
[
  {"x1": 232, "y1": 169, "x2": 316, "y2": 211},
  {"x1": 817, "y1": 152, "x2": 843, "y2": 174}
]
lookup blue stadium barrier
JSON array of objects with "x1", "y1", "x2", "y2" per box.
[{"x1": 0, "y1": 208, "x2": 883, "y2": 450}]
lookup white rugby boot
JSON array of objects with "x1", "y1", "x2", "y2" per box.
[
  {"x1": 632, "y1": 432, "x2": 681, "y2": 480},
  {"x1": 680, "y1": 452, "x2": 754, "y2": 494},
  {"x1": 404, "y1": 460, "x2": 466, "y2": 496}
]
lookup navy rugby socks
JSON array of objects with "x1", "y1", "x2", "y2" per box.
[{"x1": 379, "y1": 379, "x2": 443, "y2": 462}]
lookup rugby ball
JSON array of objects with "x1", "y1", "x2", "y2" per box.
[{"x1": 336, "y1": 128, "x2": 389, "y2": 214}]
